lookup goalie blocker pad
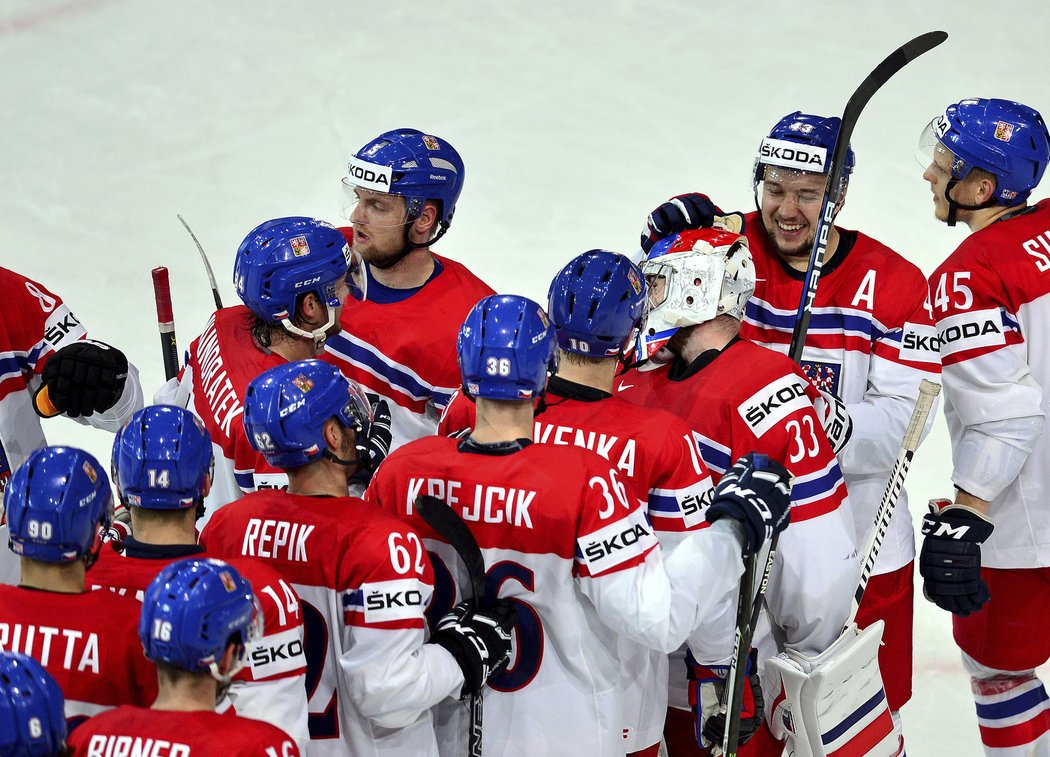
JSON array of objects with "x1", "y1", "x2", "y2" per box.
[{"x1": 766, "y1": 621, "x2": 898, "y2": 757}]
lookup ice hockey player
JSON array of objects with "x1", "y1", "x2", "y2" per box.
[
  {"x1": 199, "y1": 359, "x2": 515, "y2": 756},
  {"x1": 616, "y1": 228, "x2": 859, "y2": 756},
  {"x1": 0, "y1": 651, "x2": 67, "y2": 757},
  {"x1": 640, "y1": 112, "x2": 941, "y2": 750},
  {"x1": 367, "y1": 293, "x2": 792, "y2": 755},
  {"x1": 0, "y1": 266, "x2": 143, "y2": 495},
  {"x1": 438, "y1": 251, "x2": 719, "y2": 756},
  {"x1": 68, "y1": 558, "x2": 300, "y2": 756},
  {"x1": 159, "y1": 216, "x2": 391, "y2": 521},
  {"x1": 88, "y1": 404, "x2": 309, "y2": 749},
  {"x1": 0, "y1": 446, "x2": 156, "y2": 726},
  {"x1": 918, "y1": 97, "x2": 1050, "y2": 756},
  {"x1": 324, "y1": 129, "x2": 494, "y2": 448}
]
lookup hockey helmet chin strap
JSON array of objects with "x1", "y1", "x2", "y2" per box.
[
  {"x1": 369, "y1": 203, "x2": 452, "y2": 271},
  {"x1": 943, "y1": 178, "x2": 998, "y2": 227},
  {"x1": 280, "y1": 306, "x2": 337, "y2": 351}
]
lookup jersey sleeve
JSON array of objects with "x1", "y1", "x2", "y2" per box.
[
  {"x1": 338, "y1": 519, "x2": 462, "y2": 731},
  {"x1": 930, "y1": 253, "x2": 1045, "y2": 502},
  {"x1": 840, "y1": 268, "x2": 942, "y2": 475},
  {"x1": 645, "y1": 417, "x2": 715, "y2": 540},
  {"x1": 572, "y1": 460, "x2": 745, "y2": 653}
]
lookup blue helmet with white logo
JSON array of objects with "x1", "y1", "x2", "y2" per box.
[
  {"x1": 754, "y1": 112, "x2": 856, "y2": 190},
  {"x1": 233, "y1": 216, "x2": 351, "y2": 341},
  {"x1": 457, "y1": 295, "x2": 557, "y2": 401},
  {"x1": 5, "y1": 447, "x2": 112, "y2": 564},
  {"x1": 0, "y1": 652, "x2": 66, "y2": 757},
  {"x1": 344, "y1": 129, "x2": 465, "y2": 226},
  {"x1": 243, "y1": 359, "x2": 373, "y2": 469},
  {"x1": 547, "y1": 250, "x2": 647, "y2": 358},
  {"x1": 920, "y1": 98, "x2": 1050, "y2": 206},
  {"x1": 139, "y1": 558, "x2": 261, "y2": 680},
  {"x1": 112, "y1": 405, "x2": 213, "y2": 510}
]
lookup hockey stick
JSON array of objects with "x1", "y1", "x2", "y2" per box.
[
  {"x1": 719, "y1": 30, "x2": 949, "y2": 757},
  {"x1": 151, "y1": 267, "x2": 180, "y2": 381},
  {"x1": 177, "y1": 214, "x2": 224, "y2": 310},
  {"x1": 848, "y1": 378, "x2": 939, "y2": 626},
  {"x1": 415, "y1": 495, "x2": 486, "y2": 757}
]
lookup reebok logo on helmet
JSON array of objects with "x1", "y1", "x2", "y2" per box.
[{"x1": 347, "y1": 157, "x2": 393, "y2": 193}]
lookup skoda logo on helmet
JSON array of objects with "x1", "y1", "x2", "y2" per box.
[{"x1": 347, "y1": 157, "x2": 393, "y2": 193}]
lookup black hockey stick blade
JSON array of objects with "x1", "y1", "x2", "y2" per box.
[
  {"x1": 177, "y1": 214, "x2": 224, "y2": 311},
  {"x1": 416, "y1": 495, "x2": 487, "y2": 606},
  {"x1": 788, "y1": 30, "x2": 947, "y2": 363}
]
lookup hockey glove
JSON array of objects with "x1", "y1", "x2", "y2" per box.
[
  {"x1": 706, "y1": 453, "x2": 792, "y2": 556},
  {"x1": 430, "y1": 600, "x2": 517, "y2": 698},
  {"x1": 351, "y1": 397, "x2": 392, "y2": 485},
  {"x1": 688, "y1": 649, "x2": 765, "y2": 751},
  {"x1": 641, "y1": 193, "x2": 723, "y2": 253},
  {"x1": 919, "y1": 498, "x2": 994, "y2": 616},
  {"x1": 812, "y1": 389, "x2": 854, "y2": 456},
  {"x1": 35, "y1": 340, "x2": 128, "y2": 418},
  {"x1": 99, "y1": 502, "x2": 133, "y2": 547}
]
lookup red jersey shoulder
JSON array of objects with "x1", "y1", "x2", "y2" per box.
[{"x1": 87, "y1": 548, "x2": 166, "y2": 599}]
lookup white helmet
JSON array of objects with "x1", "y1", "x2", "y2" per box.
[{"x1": 638, "y1": 227, "x2": 755, "y2": 359}]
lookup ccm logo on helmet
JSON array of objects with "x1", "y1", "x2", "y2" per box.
[{"x1": 759, "y1": 137, "x2": 828, "y2": 173}]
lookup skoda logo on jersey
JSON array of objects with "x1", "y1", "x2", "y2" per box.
[
  {"x1": 347, "y1": 157, "x2": 393, "y2": 193},
  {"x1": 759, "y1": 137, "x2": 827, "y2": 173}
]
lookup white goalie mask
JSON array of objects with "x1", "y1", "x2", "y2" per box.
[{"x1": 638, "y1": 227, "x2": 755, "y2": 359}]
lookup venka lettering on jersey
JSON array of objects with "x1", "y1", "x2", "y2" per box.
[
  {"x1": 578, "y1": 511, "x2": 657, "y2": 576},
  {"x1": 405, "y1": 477, "x2": 535, "y2": 528},
  {"x1": 759, "y1": 137, "x2": 828, "y2": 173},
  {"x1": 935, "y1": 309, "x2": 1005, "y2": 359},
  {"x1": 534, "y1": 421, "x2": 637, "y2": 478},
  {"x1": 739, "y1": 374, "x2": 811, "y2": 437}
]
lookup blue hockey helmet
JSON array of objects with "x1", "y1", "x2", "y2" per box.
[
  {"x1": 139, "y1": 558, "x2": 261, "y2": 681},
  {"x1": 919, "y1": 98, "x2": 1050, "y2": 207},
  {"x1": 112, "y1": 405, "x2": 213, "y2": 509},
  {"x1": 243, "y1": 359, "x2": 373, "y2": 469},
  {"x1": 0, "y1": 652, "x2": 67, "y2": 757},
  {"x1": 547, "y1": 250, "x2": 647, "y2": 358},
  {"x1": 754, "y1": 111, "x2": 855, "y2": 191},
  {"x1": 457, "y1": 295, "x2": 557, "y2": 400},
  {"x1": 233, "y1": 216, "x2": 352, "y2": 341},
  {"x1": 5, "y1": 447, "x2": 112, "y2": 564},
  {"x1": 343, "y1": 129, "x2": 465, "y2": 227}
]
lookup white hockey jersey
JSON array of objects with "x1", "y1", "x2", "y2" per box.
[
  {"x1": 929, "y1": 199, "x2": 1050, "y2": 568},
  {"x1": 740, "y1": 218, "x2": 941, "y2": 574},
  {"x1": 0, "y1": 268, "x2": 142, "y2": 494}
]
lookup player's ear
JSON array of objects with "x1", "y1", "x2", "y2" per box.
[
  {"x1": 217, "y1": 641, "x2": 240, "y2": 676},
  {"x1": 410, "y1": 202, "x2": 439, "y2": 241}
]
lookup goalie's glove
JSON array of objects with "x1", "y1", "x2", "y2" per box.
[
  {"x1": 34, "y1": 340, "x2": 128, "y2": 418},
  {"x1": 689, "y1": 649, "x2": 765, "y2": 752},
  {"x1": 812, "y1": 389, "x2": 853, "y2": 455},
  {"x1": 920, "y1": 498, "x2": 994, "y2": 616},
  {"x1": 430, "y1": 600, "x2": 517, "y2": 697},
  {"x1": 640, "y1": 193, "x2": 748, "y2": 254},
  {"x1": 706, "y1": 453, "x2": 792, "y2": 556}
]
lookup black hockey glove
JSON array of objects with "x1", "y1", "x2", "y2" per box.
[
  {"x1": 689, "y1": 649, "x2": 765, "y2": 750},
  {"x1": 363, "y1": 398, "x2": 392, "y2": 470},
  {"x1": 35, "y1": 340, "x2": 128, "y2": 418},
  {"x1": 919, "y1": 498, "x2": 994, "y2": 616},
  {"x1": 640, "y1": 193, "x2": 724, "y2": 253},
  {"x1": 706, "y1": 453, "x2": 792, "y2": 556},
  {"x1": 430, "y1": 600, "x2": 517, "y2": 698}
]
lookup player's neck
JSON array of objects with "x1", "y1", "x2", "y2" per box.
[
  {"x1": 471, "y1": 398, "x2": 534, "y2": 443},
  {"x1": 285, "y1": 462, "x2": 350, "y2": 498},
  {"x1": 369, "y1": 248, "x2": 435, "y2": 289},
  {"x1": 966, "y1": 203, "x2": 1022, "y2": 232},
  {"x1": 131, "y1": 510, "x2": 198, "y2": 547},
  {"x1": 676, "y1": 319, "x2": 738, "y2": 364},
  {"x1": 554, "y1": 356, "x2": 618, "y2": 392},
  {"x1": 19, "y1": 559, "x2": 85, "y2": 594},
  {"x1": 269, "y1": 333, "x2": 321, "y2": 362},
  {"x1": 151, "y1": 676, "x2": 219, "y2": 712}
]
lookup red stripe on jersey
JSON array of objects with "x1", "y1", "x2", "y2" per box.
[
  {"x1": 0, "y1": 375, "x2": 26, "y2": 403},
  {"x1": 940, "y1": 330, "x2": 1025, "y2": 367},
  {"x1": 828, "y1": 708, "x2": 895, "y2": 756},
  {"x1": 978, "y1": 710, "x2": 1050, "y2": 749}
]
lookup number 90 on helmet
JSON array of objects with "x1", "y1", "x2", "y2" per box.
[
  {"x1": 4, "y1": 446, "x2": 112, "y2": 564},
  {"x1": 638, "y1": 228, "x2": 755, "y2": 360},
  {"x1": 0, "y1": 651, "x2": 67, "y2": 757},
  {"x1": 243, "y1": 359, "x2": 373, "y2": 470},
  {"x1": 111, "y1": 405, "x2": 214, "y2": 510},
  {"x1": 457, "y1": 295, "x2": 558, "y2": 400},
  {"x1": 547, "y1": 250, "x2": 647, "y2": 358},
  {"x1": 139, "y1": 558, "x2": 262, "y2": 683}
]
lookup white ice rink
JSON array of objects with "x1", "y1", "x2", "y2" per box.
[{"x1": 4, "y1": 1, "x2": 1049, "y2": 753}]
